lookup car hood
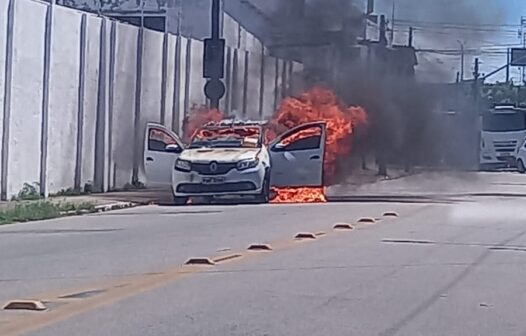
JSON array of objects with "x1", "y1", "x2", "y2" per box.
[{"x1": 180, "y1": 148, "x2": 260, "y2": 163}]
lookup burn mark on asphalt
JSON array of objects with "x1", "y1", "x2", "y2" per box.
[
  {"x1": 383, "y1": 239, "x2": 526, "y2": 252},
  {"x1": 100, "y1": 210, "x2": 223, "y2": 216},
  {"x1": 488, "y1": 246, "x2": 526, "y2": 252},
  {"x1": 382, "y1": 239, "x2": 435, "y2": 245},
  {"x1": 59, "y1": 289, "x2": 107, "y2": 299}
]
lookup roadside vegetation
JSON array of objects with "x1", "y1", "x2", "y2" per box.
[
  {"x1": 0, "y1": 182, "x2": 97, "y2": 225},
  {"x1": 0, "y1": 200, "x2": 95, "y2": 225}
]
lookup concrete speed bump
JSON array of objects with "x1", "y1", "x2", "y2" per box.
[
  {"x1": 184, "y1": 258, "x2": 216, "y2": 266},
  {"x1": 3, "y1": 300, "x2": 47, "y2": 311},
  {"x1": 383, "y1": 211, "x2": 399, "y2": 217},
  {"x1": 333, "y1": 223, "x2": 354, "y2": 230},
  {"x1": 295, "y1": 232, "x2": 317, "y2": 240},
  {"x1": 247, "y1": 244, "x2": 273, "y2": 251},
  {"x1": 357, "y1": 217, "x2": 376, "y2": 224}
]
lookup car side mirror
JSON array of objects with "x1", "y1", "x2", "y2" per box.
[
  {"x1": 272, "y1": 143, "x2": 285, "y2": 151},
  {"x1": 165, "y1": 144, "x2": 183, "y2": 154}
]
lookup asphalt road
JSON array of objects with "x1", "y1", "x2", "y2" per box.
[{"x1": 2, "y1": 172, "x2": 526, "y2": 335}]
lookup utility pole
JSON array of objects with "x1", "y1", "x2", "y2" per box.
[
  {"x1": 506, "y1": 48, "x2": 511, "y2": 83},
  {"x1": 203, "y1": 0, "x2": 226, "y2": 109},
  {"x1": 473, "y1": 57, "x2": 481, "y2": 170},
  {"x1": 458, "y1": 40, "x2": 465, "y2": 81},
  {"x1": 521, "y1": 16, "x2": 526, "y2": 84},
  {"x1": 390, "y1": 1, "x2": 395, "y2": 45},
  {"x1": 377, "y1": 14, "x2": 388, "y2": 177}
]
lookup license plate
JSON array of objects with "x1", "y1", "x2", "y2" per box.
[{"x1": 202, "y1": 177, "x2": 225, "y2": 184}]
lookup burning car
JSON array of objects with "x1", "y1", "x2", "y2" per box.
[{"x1": 143, "y1": 120, "x2": 327, "y2": 204}]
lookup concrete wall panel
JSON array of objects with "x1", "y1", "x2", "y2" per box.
[
  {"x1": 80, "y1": 15, "x2": 101, "y2": 188},
  {"x1": 164, "y1": 34, "x2": 176, "y2": 130},
  {"x1": 188, "y1": 39, "x2": 205, "y2": 108},
  {"x1": 136, "y1": 28, "x2": 163, "y2": 183},
  {"x1": 140, "y1": 29, "x2": 163, "y2": 125},
  {"x1": 262, "y1": 56, "x2": 277, "y2": 119},
  {"x1": 7, "y1": 0, "x2": 47, "y2": 196},
  {"x1": 0, "y1": 0, "x2": 9, "y2": 188},
  {"x1": 246, "y1": 51, "x2": 261, "y2": 119},
  {"x1": 46, "y1": 6, "x2": 81, "y2": 193},
  {"x1": 0, "y1": 0, "x2": 8, "y2": 155},
  {"x1": 238, "y1": 27, "x2": 247, "y2": 51},
  {"x1": 111, "y1": 22, "x2": 137, "y2": 188},
  {"x1": 223, "y1": 13, "x2": 238, "y2": 49},
  {"x1": 290, "y1": 61, "x2": 304, "y2": 95},
  {"x1": 275, "y1": 59, "x2": 285, "y2": 108},
  {"x1": 230, "y1": 49, "x2": 244, "y2": 117},
  {"x1": 176, "y1": 36, "x2": 188, "y2": 133}
]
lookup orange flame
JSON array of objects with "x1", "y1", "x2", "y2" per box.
[
  {"x1": 270, "y1": 187, "x2": 327, "y2": 203},
  {"x1": 268, "y1": 86, "x2": 367, "y2": 183},
  {"x1": 183, "y1": 104, "x2": 225, "y2": 141}
]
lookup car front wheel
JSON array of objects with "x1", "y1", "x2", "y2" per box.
[
  {"x1": 172, "y1": 195, "x2": 189, "y2": 205},
  {"x1": 518, "y1": 159, "x2": 526, "y2": 174},
  {"x1": 255, "y1": 173, "x2": 270, "y2": 204}
]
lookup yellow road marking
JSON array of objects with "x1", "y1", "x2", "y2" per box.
[{"x1": 0, "y1": 211, "x2": 399, "y2": 335}]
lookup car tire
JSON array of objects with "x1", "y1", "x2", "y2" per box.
[
  {"x1": 518, "y1": 159, "x2": 526, "y2": 174},
  {"x1": 255, "y1": 172, "x2": 270, "y2": 204},
  {"x1": 172, "y1": 195, "x2": 189, "y2": 205}
]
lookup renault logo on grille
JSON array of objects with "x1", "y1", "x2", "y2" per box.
[{"x1": 209, "y1": 162, "x2": 218, "y2": 173}]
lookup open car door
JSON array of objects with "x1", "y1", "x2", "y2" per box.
[
  {"x1": 144, "y1": 123, "x2": 185, "y2": 187},
  {"x1": 269, "y1": 121, "x2": 326, "y2": 187}
]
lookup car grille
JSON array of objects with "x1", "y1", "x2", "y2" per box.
[
  {"x1": 493, "y1": 140, "x2": 517, "y2": 153},
  {"x1": 177, "y1": 182, "x2": 257, "y2": 193},
  {"x1": 190, "y1": 162, "x2": 237, "y2": 175}
]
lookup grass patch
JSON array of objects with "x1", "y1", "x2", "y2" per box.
[
  {"x1": 0, "y1": 201, "x2": 96, "y2": 225},
  {"x1": 11, "y1": 182, "x2": 42, "y2": 201}
]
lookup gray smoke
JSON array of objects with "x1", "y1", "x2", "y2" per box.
[{"x1": 267, "y1": 0, "x2": 505, "y2": 181}]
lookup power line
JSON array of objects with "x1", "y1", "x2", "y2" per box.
[{"x1": 394, "y1": 18, "x2": 520, "y2": 29}]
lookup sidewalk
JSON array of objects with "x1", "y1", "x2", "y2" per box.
[{"x1": 0, "y1": 188, "x2": 175, "y2": 210}]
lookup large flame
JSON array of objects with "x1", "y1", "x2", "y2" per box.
[
  {"x1": 267, "y1": 86, "x2": 367, "y2": 203},
  {"x1": 267, "y1": 86, "x2": 367, "y2": 181}
]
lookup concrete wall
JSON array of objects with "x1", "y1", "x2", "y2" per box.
[
  {"x1": 46, "y1": 5, "x2": 81, "y2": 192},
  {"x1": 0, "y1": 0, "x2": 300, "y2": 199},
  {"x1": 0, "y1": 0, "x2": 9, "y2": 192},
  {"x1": 188, "y1": 39, "x2": 206, "y2": 108},
  {"x1": 81, "y1": 15, "x2": 101, "y2": 189},
  {"x1": 111, "y1": 21, "x2": 136, "y2": 189},
  {"x1": 246, "y1": 50, "x2": 261, "y2": 119},
  {"x1": 7, "y1": 0, "x2": 47, "y2": 196}
]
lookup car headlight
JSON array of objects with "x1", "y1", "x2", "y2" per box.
[
  {"x1": 174, "y1": 159, "x2": 191, "y2": 172},
  {"x1": 237, "y1": 158, "x2": 259, "y2": 170}
]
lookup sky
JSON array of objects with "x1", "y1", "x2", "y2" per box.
[
  {"x1": 241, "y1": 0, "x2": 526, "y2": 83},
  {"x1": 376, "y1": 0, "x2": 526, "y2": 83}
]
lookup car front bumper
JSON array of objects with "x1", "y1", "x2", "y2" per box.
[{"x1": 172, "y1": 166, "x2": 265, "y2": 197}]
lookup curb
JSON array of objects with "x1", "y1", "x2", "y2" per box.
[
  {"x1": 60, "y1": 202, "x2": 141, "y2": 217},
  {"x1": 94, "y1": 201, "x2": 138, "y2": 213}
]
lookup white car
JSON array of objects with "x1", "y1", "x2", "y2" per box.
[
  {"x1": 143, "y1": 120, "x2": 327, "y2": 204},
  {"x1": 516, "y1": 138, "x2": 526, "y2": 173}
]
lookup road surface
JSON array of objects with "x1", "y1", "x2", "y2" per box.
[{"x1": 2, "y1": 172, "x2": 526, "y2": 335}]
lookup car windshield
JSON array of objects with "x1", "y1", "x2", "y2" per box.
[
  {"x1": 483, "y1": 110, "x2": 526, "y2": 132},
  {"x1": 189, "y1": 126, "x2": 261, "y2": 149}
]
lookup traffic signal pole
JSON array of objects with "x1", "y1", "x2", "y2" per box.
[{"x1": 203, "y1": 0, "x2": 226, "y2": 109}]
